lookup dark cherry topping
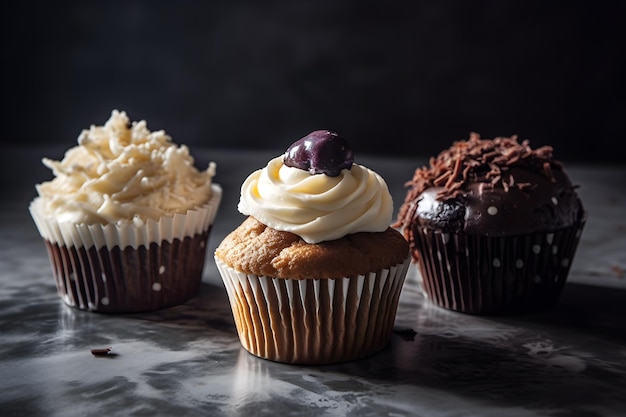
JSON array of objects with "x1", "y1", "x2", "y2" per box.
[{"x1": 284, "y1": 130, "x2": 354, "y2": 177}]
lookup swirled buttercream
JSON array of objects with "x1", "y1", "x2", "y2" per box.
[
  {"x1": 35, "y1": 110, "x2": 216, "y2": 225},
  {"x1": 238, "y1": 156, "x2": 393, "y2": 243}
]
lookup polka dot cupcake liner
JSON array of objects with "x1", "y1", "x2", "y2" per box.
[
  {"x1": 29, "y1": 185, "x2": 222, "y2": 313},
  {"x1": 215, "y1": 256, "x2": 410, "y2": 365},
  {"x1": 413, "y1": 219, "x2": 586, "y2": 314}
]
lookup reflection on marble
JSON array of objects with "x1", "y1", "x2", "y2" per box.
[{"x1": 1, "y1": 149, "x2": 626, "y2": 417}]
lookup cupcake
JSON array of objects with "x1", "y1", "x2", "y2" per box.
[
  {"x1": 215, "y1": 130, "x2": 410, "y2": 364},
  {"x1": 29, "y1": 110, "x2": 222, "y2": 313},
  {"x1": 394, "y1": 133, "x2": 585, "y2": 314}
]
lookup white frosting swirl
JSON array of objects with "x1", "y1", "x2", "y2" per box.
[
  {"x1": 238, "y1": 156, "x2": 393, "y2": 243},
  {"x1": 35, "y1": 110, "x2": 216, "y2": 225}
]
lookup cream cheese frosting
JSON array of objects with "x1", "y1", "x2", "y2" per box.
[
  {"x1": 34, "y1": 110, "x2": 216, "y2": 225},
  {"x1": 238, "y1": 156, "x2": 393, "y2": 244}
]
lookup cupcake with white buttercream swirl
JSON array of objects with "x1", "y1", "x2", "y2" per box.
[
  {"x1": 30, "y1": 110, "x2": 222, "y2": 313},
  {"x1": 215, "y1": 130, "x2": 409, "y2": 364}
]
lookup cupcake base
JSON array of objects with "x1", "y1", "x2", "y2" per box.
[
  {"x1": 216, "y1": 257, "x2": 410, "y2": 365},
  {"x1": 413, "y1": 220, "x2": 585, "y2": 314},
  {"x1": 44, "y1": 230, "x2": 210, "y2": 313}
]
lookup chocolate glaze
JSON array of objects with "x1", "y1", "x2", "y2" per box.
[{"x1": 396, "y1": 133, "x2": 585, "y2": 238}]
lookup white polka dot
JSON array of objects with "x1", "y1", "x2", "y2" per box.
[
  {"x1": 515, "y1": 259, "x2": 524, "y2": 268},
  {"x1": 552, "y1": 246, "x2": 558, "y2": 255},
  {"x1": 101, "y1": 297, "x2": 109, "y2": 306},
  {"x1": 561, "y1": 258, "x2": 570, "y2": 267},
  {"x1": 551, "y1": 197, "x2": 558, "y2": 205},
  {"x1": 441, "y1": 233, "x2": 450, "y2": 244},
  {"x1": 532, "y1": 244, "x2": 541, "y2": 254},
  {"x1": 493, "y1": 258, "x2": 501, "y2": 267},
  {"x1": 159, "y1": 265, "x2": 166, "y2": 274},
  {"x1": 546, "y1": 233, "x2": 554, "y2": 244},
  {"x1": 152, "y1": 282, "x2": 162, "y2": 292},
  {"x1": 487, "y1": 206, "x2": 498, "y2": 215}
]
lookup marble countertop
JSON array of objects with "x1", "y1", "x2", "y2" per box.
[{"x1": 1, "y1": 147, "x2": 625, "y2": 417}]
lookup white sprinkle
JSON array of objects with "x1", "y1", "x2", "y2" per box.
[
  {"x1": 516, "y1": 259, "x2": 524, "y2": 268},
  {"x1": 101, "y1": 273, "x2": 106, "y2": 282},
  {"x1": 561, "y1": 258, "x2": 570, "y2": 267},
  {"x1": 546, "y1": 233, "x2": 554, "y2": 244},
  {"x1": 437, "y1": 251, "x2": 442, "y2": 261},
  {"x1": 493, "y1": 258, "x2": 501, "y2": 268},
  {"x1": 552, "y1": 246, "x2": 558, "y2": 255},
  {"x1": 441, "y1": 233, "x2": 450, "y2": 244},
  {"x1": 532, "y1": 244, "x2": 541, "y2": 254},
  {"x1": 534, "y1": 275, "x2": 541, "y2": 283},
  {"x1": 159, "y1": 265, "x2": 166, "y2": 275},
  {"x1": 152, "y1": 282, "x2": 162, "y2": 292},
  {"x1": 200, "y1": 241, "x2": 206, "y2": 248},
  {"x1": 101, "y1": 297, "x2": 110, "y2": 306},
  {"x1": 69, "y1": 272, "x2": 76, "y2": 281},
  {"x1": 487, "y1": 206, "x2": 498, "y2": 215},
  {"x1": 551, "y1": 197, "x2": 558, "y2": 205}
]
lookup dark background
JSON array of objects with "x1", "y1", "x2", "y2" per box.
[{"x1": 3, "y1": 0, "x2": 625, "y2": 163}]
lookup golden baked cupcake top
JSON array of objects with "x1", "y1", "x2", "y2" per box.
[{"x1": 215, "y1": 130, "x2": 408, "y2": 279}]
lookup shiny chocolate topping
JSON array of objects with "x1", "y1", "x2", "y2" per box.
[
  {"x1": 284, "y1": 130, "x2": 354, "y2": 177},
  {"x1": 395, "y1": 133, "x2": 584, "y2": 237}
]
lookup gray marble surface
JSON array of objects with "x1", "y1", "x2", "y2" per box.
[{"x1": 1, "y1": 148, "x2": 625, "y2": 417}]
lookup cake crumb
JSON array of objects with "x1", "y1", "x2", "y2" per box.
[
  {"x1": 393, "y1": 328, "x2": 417, "y2": 341},
  {"x1": 90, "y1": 347, "x2": 112, "y2": 356}
]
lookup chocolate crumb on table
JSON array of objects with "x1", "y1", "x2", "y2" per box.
[
  {"x1": 90, "y1": 347, "x2": 112, "y2": 356},
  {"x1": 393, "y1": 328, "x2": 418, "y2": 341}
]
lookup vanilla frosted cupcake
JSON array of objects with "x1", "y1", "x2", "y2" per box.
[
  {"x1": 30, "y1": 110, "x2": 222, "y2": 313},
  {"x1": 215, "y1": 130, "x2": 409, "y2": 364}
]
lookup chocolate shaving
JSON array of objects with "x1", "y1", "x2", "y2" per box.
[{"x1": 394, "y1": 133, "x2": 560, "y2": 233}]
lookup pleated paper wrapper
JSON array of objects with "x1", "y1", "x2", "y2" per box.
[
  {"x1": 29, "y1": 185, "x2": 222, "y2": 313},
  {"x1": 413, "y1": 218, "x2": 586, "y2": 314},
  {"x1": 216, "y1": 255, "x2": 410, "y2": 365}
]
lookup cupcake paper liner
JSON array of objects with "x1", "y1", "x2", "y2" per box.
[
  {"x1": 216, "y1": 256, "x2": 410, "y2": 365},
  {"x1": 29, "y1": 185, "x2": 222, "y2": 313},
  {"x1": 413, "y1": 219, "x2": 586, "y2": 314}
]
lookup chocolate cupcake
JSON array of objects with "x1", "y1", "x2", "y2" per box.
[
  {"x1": 395, "y1": 133, "x2": 585, "y2": 314},
  {"x1": 29, "y1": 110, "x2": 222, "y2": 313},
  {"x1": 215, "y1": 130, "x2": 410, "y2": 364}
]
